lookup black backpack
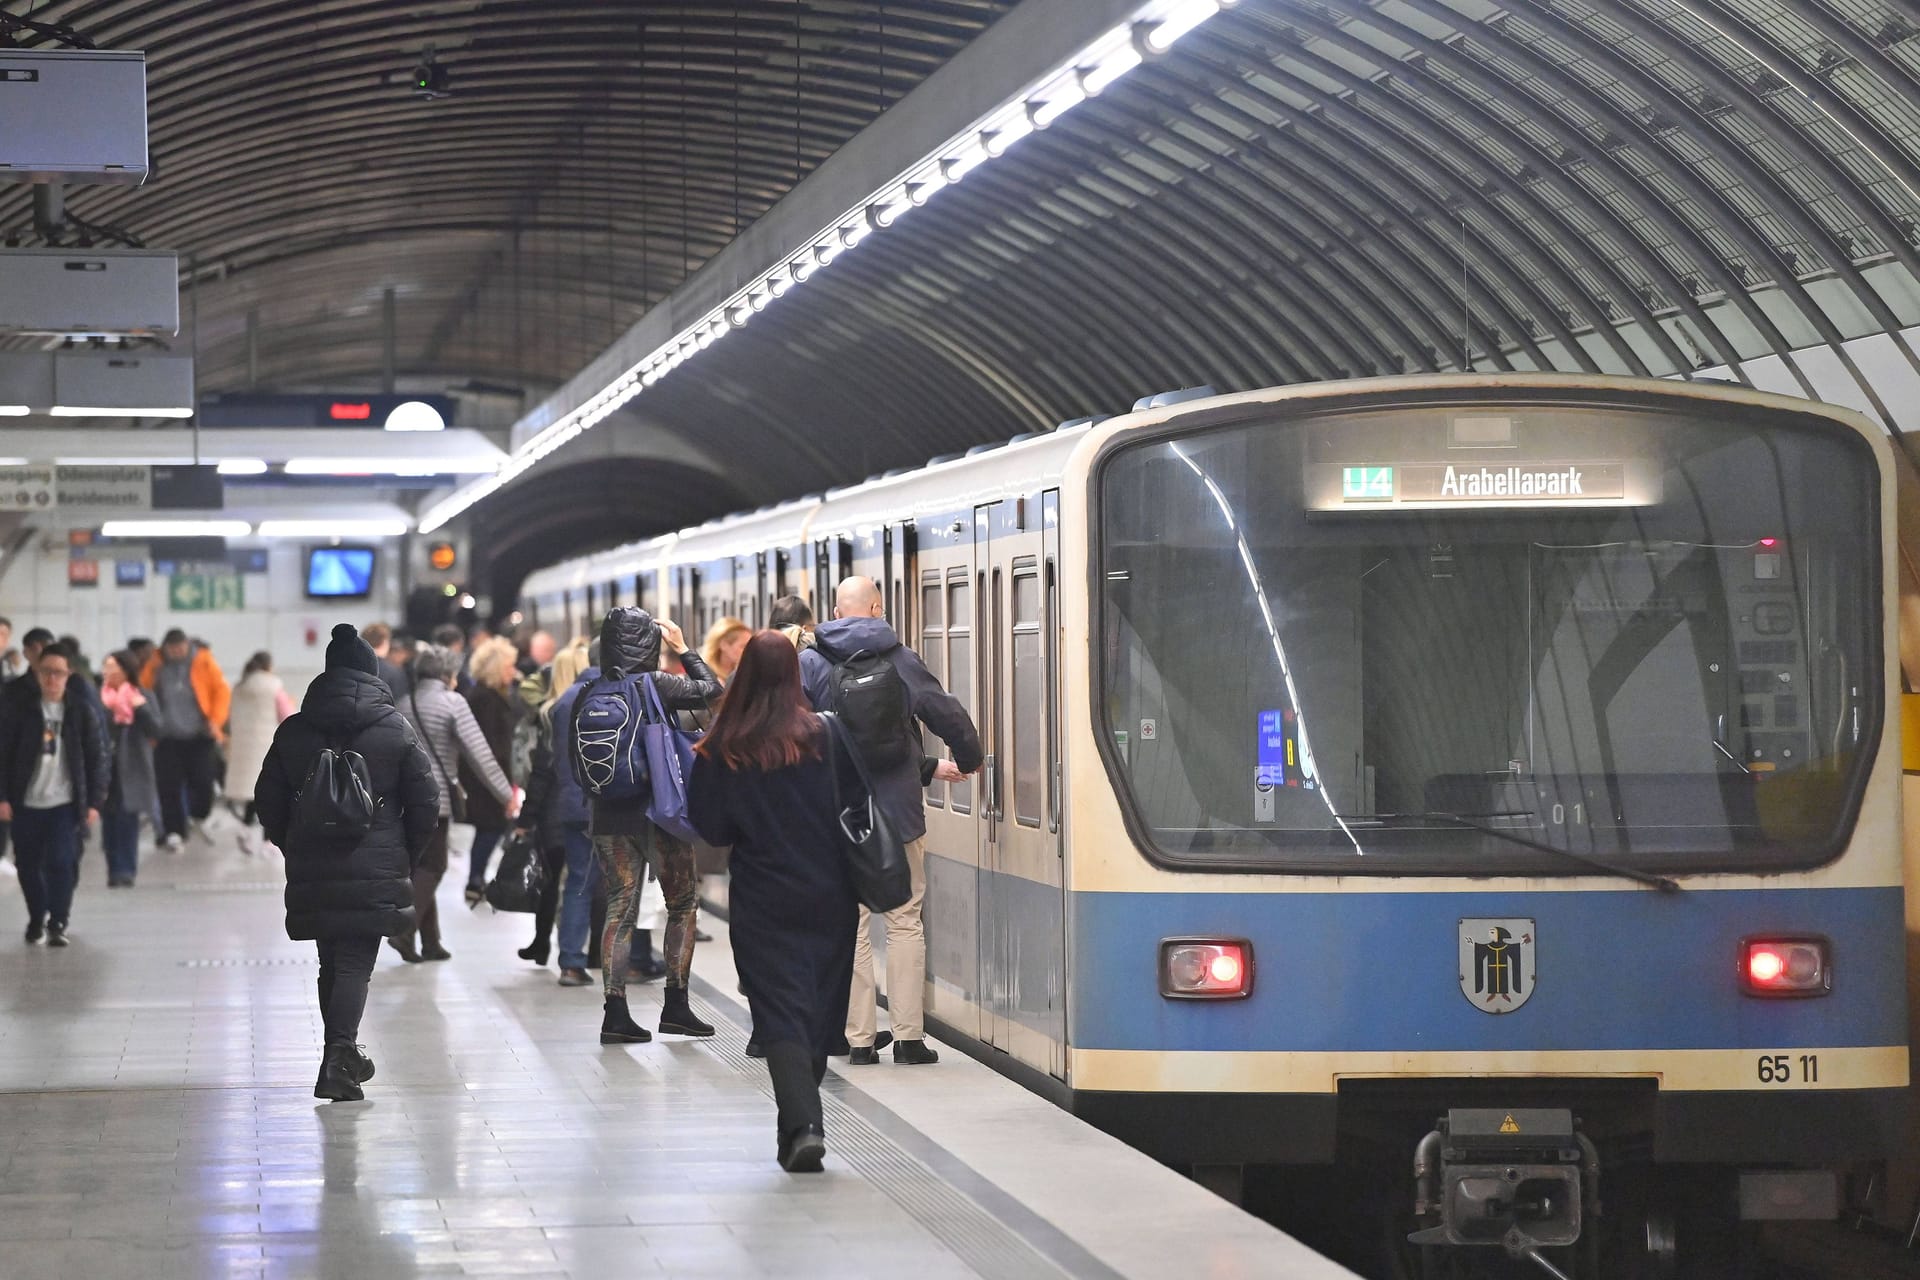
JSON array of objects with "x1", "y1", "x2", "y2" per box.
[
  {"x1": 292, "y1": 731, "x2": 377, "y2": 843},
  {"x1": 829, "y1": 650, "x2": 917, "y2": 771}
]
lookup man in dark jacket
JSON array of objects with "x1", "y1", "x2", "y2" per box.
[
  {"x1": 569, "y1": 607, "x2": 723, "y2": 1044},
  {"x1": 0, "y1": 643, "x2": 110, "y2": 947},
  {"x1": 255, "y1": 624, "x2": 440, "y2": 1102},
  {"x1": 799, "y1": 576, "x2": 983, "y2": 1065}
]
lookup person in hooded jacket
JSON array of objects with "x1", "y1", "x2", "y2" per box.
[
  {"x1": 569, "y1": 607, "x2": 722, "y2": 1044},
  {"x1": 799, "y1": 576, "x2": 983, "y2": 1065},
  {"x1": 254, "y1": 624, "x2": 440, "y2": 1103}
]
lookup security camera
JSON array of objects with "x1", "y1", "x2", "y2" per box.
[{"x1": 411, "y1": 50, "x2": 450, "y2": 100}]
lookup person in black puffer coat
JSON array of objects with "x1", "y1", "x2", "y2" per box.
[{"x1": 255, "y1": 624, "x2": 439, "y2": 1102}]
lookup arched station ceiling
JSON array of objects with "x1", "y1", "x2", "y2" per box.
[
  {"x1": 615, "y1": 0, "x2": 1920, "y2": 508},
  {"x1": 9, "y1": 0, "x2": 1920, "y2": 588},
  {"x1": 0, "y1": 0, "x2": 1015, "y2": 394}
]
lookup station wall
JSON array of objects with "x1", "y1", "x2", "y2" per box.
[{"x1": 1, "y1": 538, "x2": 404, "y2": 698}]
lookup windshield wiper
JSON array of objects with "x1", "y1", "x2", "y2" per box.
[{"x1": 1334, "y1": 811, "x2": 1682, "y2": 893}]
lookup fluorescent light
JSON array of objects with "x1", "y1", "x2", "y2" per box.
[
  {"x1": 1081, "y1": 42, "x2": 1145, "y2": 96},
  {"x1": 101, "y1": 520, "x2": 252, "y2": 538},
  {"x1": 1028, "y1": 88, "x2": 1084, "y2": 129},
  {"x1": 216, "y1": 458, "x2": 268, "y2": 475},
  {"x1": 0, "y1": 458, "x2": 29, "y2": 465},
  {"x1": 50, "y1": 406, "x2": 195, "y2": 418},
  {"x1": 983, "y1": 113, "x2": 1035, "y2": 156},
  {"x1": 943, "y1": 140, "x2": 991, "y2": 183},
  {"x1": 383, "y1": 400, "x2": 446, "y2": 432},
  {"x1": 839, "y1": 219, "x2": 872, "y2": 248},
  {"x1": 257, "y1": 519, "x2": 410, "y2": 538},
  {"x1": 283, "y1": 458, "x2": 499, "y2": 476},
  {"x1": 0, "y1": 406, "x2": 28, "y2": 417},
  {"x1": 1144, "y1": 0, "x2": 1221, "y2": 53}
]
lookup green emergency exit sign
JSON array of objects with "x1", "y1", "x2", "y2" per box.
[{"x1": 1342, "y1": 466, "x2": 1394, "y2": 500}]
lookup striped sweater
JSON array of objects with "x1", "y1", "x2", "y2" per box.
[{"x1": 404, "y1": 681, "x2": 512, "y2": 820}]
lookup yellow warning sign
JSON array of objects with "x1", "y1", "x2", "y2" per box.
[{"x1": 1500, "y1": 1114, "x2": 1520, "y2": 1134}]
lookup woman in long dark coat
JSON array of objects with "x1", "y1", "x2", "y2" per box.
[
  {"x1": 255, "y1": 625, "x2": 440, "y2": 1102},
  {"x1": 688, "y1": 631, "x2": 862, "y2": 1172}
]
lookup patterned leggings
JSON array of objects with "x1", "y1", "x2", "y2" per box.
[{"x1": 593, "y1": 826, "x2": 700, "y2": 998}]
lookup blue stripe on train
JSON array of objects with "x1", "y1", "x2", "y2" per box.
[{"x1": 1066, "y1": 885, "x2": 1908, "y2": 1053}]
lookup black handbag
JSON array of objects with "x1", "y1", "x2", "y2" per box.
[
  {"x1": 484, "y1": 832, "x2": 546, "y2": 913},
  {"x1": 411, "y1": 689, "x2": 470, "y2": 823},
  {"x1": 822, "y1": 713, "x2": 912, "y2": 913}
]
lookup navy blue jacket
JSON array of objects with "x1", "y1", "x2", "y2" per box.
[{"x1": 799, "y1": 617, "x2": 982, "y2": 842}]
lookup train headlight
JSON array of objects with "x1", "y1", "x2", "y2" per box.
[
  {"x1": 1740, "y1": 935, "x2": 1831, "y2": 997},
  {"x1": 1160, "y1": 938, "x2": 1253, "y2": 999}
]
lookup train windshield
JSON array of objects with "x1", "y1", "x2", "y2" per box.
[{"x1": 1097, "y1": 394, "x2": 1882, "y2": 876}]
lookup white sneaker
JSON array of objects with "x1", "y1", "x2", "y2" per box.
[
  {"x1": 163, "y1": 833, "x2": 184, "y2": 853},
  {"x1": 237, "y1": 831, "x2": 256, "y2": 856},
  {"x1": 192, "y1": 820, "x2": 214, "y2": 845}
]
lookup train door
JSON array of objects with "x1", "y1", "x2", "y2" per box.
[
  {"x1": 975, "y1": 495, "x2": 1064, "y2": 1074},
  {"x1": 918, "y1": 531, "x2": 980, "y2": 1044}
]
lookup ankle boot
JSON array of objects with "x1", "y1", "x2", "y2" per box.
[
  {"x1": 314, "y1": 1045, "x2": 365, "y2": 1101},
  {"x1": 658, "y1": 986, "x2": 715, "y2": 1037},
  {"x1": 518, "y1": 939, "x2": 550, "y2": 966},
  {"x1": 600, "y1": 995, "x2": 652, "y2": 1044}
]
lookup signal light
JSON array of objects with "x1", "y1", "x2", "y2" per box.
[
  {"x1": 1740, "y1": 936, "x2": 1830, "y2": 997},
  {"x1": 1160, "y1": 938, "x2": 1252, "y2": 1000}
]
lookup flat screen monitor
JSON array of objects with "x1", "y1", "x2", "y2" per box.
[{"x1": 306, "y1": 546, "x2": 375, "y2": 599}]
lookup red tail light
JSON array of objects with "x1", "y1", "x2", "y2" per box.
[
  {"x1": 1741, "y1": 936, "x2": 1831, "y2": 997},
  {"x1": 1160, "y1": 938, "x2": 1253, "y2": 1000}
]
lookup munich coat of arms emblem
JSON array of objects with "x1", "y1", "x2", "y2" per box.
[{"x1": 1459, "y1": 918, "x2": 1535, "y2": 1014}]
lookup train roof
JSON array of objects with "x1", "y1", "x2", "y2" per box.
[{"x1": 522, "y1": 372, "x2": 1883, "y2": 600}]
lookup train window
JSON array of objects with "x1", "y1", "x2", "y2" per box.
[
  {"x1": 920, "y1": 579, "x2": 942, "y2": 640},
  {"x1": 1097, "y1": 396, "x2": 1881, "y2": 876},
  {"x1": 948, "y1": 575, "x2": 973, "y2": 814},
  {"x1": 1012, "y1": 569, "x2": 1043, "y2": 827}
]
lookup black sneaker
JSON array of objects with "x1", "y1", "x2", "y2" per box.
[
  {"x1": 849, "y1": 1046, "x2": 880, "y2": 1066},
  {"x1": 24, "y1": 919, "x2": 43, "y2": 944},
  {"x1": 45, "y1": 923, "x2": 68, "y2": 948}
]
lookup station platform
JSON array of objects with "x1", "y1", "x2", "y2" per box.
[{"x1": 0, "y1": 816, "x2": 1350, "y2": 1279}]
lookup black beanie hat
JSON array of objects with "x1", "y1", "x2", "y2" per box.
[{"x1": 325, "y1": 623, "x2": 379, "y2": 676}]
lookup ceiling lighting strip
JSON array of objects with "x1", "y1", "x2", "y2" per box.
[{"x1": 418, "y1": 0, "x2": 1232, "y2": 534}]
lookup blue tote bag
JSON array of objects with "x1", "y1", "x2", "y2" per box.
[{"x1": 640, "y1": 673, "x2": 702, "y2": 844}]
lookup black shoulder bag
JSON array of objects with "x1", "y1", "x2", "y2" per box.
[
  {"x1": 411, "y1": 689, "x2": 469, "y2": 823},
  {"x1": 821, "y1": 712, "x2": 912, "y2": 913}
]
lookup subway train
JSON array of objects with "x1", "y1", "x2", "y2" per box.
[{"x1": 521, "y1": 374, "x2": 1917, "y2": 1277}]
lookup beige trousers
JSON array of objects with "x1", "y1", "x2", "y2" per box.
[{"x1": 846, "y1": 836, "x2": 927, "y2": 1046}]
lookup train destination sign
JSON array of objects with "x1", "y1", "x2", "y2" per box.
[
  {"x1": 1324, "y1": 461, "x2": 1634, "y2": 509},
  {"x1": 1401, "y1": 463, "x2": 1625, "y2": 501}
]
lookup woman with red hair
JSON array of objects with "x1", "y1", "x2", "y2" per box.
[{"x1": 689, "y1": 630, "x2": 862, "y2": 1172}]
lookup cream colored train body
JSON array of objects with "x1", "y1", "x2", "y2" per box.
[{"x1": 526, "y1": 374, "x2": 1919, "y2": 1260}]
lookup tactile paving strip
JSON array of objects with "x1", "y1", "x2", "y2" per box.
[{"x1": 689, "y1": 975, "x2": 1120, "y2": 1280}]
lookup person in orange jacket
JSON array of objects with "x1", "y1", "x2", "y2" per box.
[{"x1": 140, "y1": 628, "x2": 232, "y2": 851}]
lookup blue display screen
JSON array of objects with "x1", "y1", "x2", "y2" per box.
[
  {"x1": 1256, "y1": 709, "x2": 1288, "y2": 786},
  {"x1": 307, "y1": 547, "x2": 375, "y2": 598}
]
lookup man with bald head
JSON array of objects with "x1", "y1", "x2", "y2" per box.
[{"x1": 801, "y1": 576, "x2": 982, "y2": 1066}]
